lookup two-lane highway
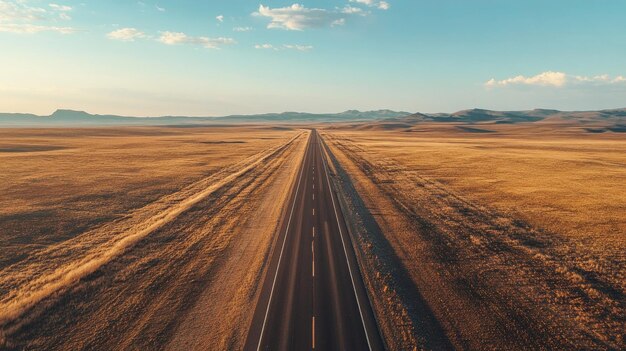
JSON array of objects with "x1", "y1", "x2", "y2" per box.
[{"x1": 244, "y1": 130, "x2": 384, "y2": 351}]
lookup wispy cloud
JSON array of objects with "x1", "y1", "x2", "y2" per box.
[
  {"x1": 573, "y1": 74, "x2": 626, "y2": 84},
  {"x1": 48, "y1": 3, "x2": 72, "y2": 20},
  {"x1": 107, "y1": 27, "x2": 146, "y2": 41},
  {"x1": 485, "y1": 71, "x2": 626, "y2": 88},
  {"x1": 0, "y1": 23, "x2": 76, "y2": 34},
  {"x1": 349, "y1": 0, "x2": 390, "y2": 10},
  {"x1": 158, "y1": 31, "x2": 235, "y2": 49},
  {"x1": 105, "y1": 27, "x2": 236, "y2": 49},
  {"x1": 216, "y1": 15, "x2": 224, "y2": 23},
  {"x1": 0, "y1": 0, "x2": 46, "y2": 21},
  {"x1": 255, "y1": 43, "x2": 313, "y2": 51},
  {"x1": 233, "y1": 26, "x2": 252, "y2": 32},
  {"x1": 283, "y1": 44, "x2": 313, "y2": 51},
  {"x1": 254, "y1": 4, "x2": 348, "y2": 30},
  {"x1": 49, "y1": 3, "x2": 72, "y2": 12},
  {"x1": 341, "y1": 6, "x2": 365, "y2": 15},
  {"x1": 155, "y1": 4, "x2": 165, "y2": 12},
  {"x1": 0, "y1": 0, "x2": 77, "y2": 33}
]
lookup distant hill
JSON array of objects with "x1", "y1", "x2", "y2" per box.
[
  {"x1": 2, "y1": 108, "x2": 625, "y2": 130},
  {"x1": 352, "y1": 108, "x2": 626, "y2": 132},
  {"x1": 0, "y1": 109, "x2": 411, "y2": 127}
]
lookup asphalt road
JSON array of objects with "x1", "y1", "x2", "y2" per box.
[{"x1": 244, "y1": 130, "x2": 384, "y2": 351}]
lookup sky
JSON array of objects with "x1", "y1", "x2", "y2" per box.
[{"x1": 1, "y1": 0, "x2": 625, "y2": 116}]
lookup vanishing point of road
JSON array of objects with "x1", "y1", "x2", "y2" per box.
[{"x1": 244, "y1": 130, "x2": 385, "y2": 351}]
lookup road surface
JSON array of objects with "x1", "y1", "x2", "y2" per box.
[{"x1": 244, "y1": 130, "x2": 385, "y2": 351}]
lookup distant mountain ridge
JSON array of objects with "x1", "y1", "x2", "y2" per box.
[
  {"x1": 349, "y1": 108, "x2": 626, "y2": 132},
  {"x1": 1, "y1": 108, "x2": 625, "y2": 127},
  {"x1": 0, "y1": 109, "x2": 411, "y2": 126}
]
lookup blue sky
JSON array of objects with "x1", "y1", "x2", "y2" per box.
[{"x1": 1, "y1": 0, "x2": 625, "y2": 116}]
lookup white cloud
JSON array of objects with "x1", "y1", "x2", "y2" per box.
[
  {"x1": 159, "y1": 31, "x2": 235, "y2": 49},
  {"x1": 613, "y1": 76, "x2": 626, "y2": 83},
  {"x1": 49, "y1": 3, "x2": 72, "y2": 12},
  {"x1": 341, "y1": 6, "x2": 364, "y2": 15},
  {"x1": 105, "y1": 28, "x2": 236, "y2": 49},
  {"x1": 0, "y1": 23, "x2": 76, "y2": 34},
  {"x1": 255, "y1": 43, "x2": 313, "y2": 51},
  {"x1": 254, "y1": 4, "x2": 348, "y2": 30},
  {"x1": 0, "y1": 1, "x2": 77, "y2": 32},
  {"x1": 572, "y1": 74, "x2": 626, "y2": 84},
  {"x1": 107, "y1": 27, "x2": 146, "y2": 41},
  {"x1": 155, "y1": 5, "x2": 165, "y2": 12},
  {"x1": 349, "y1": 0, "x2": 390, "y2": 10},
  {"x1": 486, "y1": 71, "x2": 567, "y2": 87},
  {"x1": 216, "y1": 15, "x2": 224, "y2": 22},
  {"x1": 486, "y1": 71, "x2": 626, "y2": 88},
  {"x1": 283, "y1": 44, "x2": 313, "y2": 51},
  {"x1": 0, "y1": 0, "x2": 46, "y2": 21},
  {"x1": 233, "y1": 26, "x2": 252, "y2": 32},
  {"x1": 49, "y1": 3, "x2": 72, "y2": 20}
]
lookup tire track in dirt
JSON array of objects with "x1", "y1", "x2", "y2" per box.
[{"x1": 0, "y1": 132, "x2": 306, "y2": 348}]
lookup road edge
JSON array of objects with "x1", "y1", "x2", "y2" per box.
[{"x1": 318, "y1": 134, "x2": 389, "y2": 351}]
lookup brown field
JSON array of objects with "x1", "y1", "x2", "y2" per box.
[
  {"x1": 321, "y1": 123, "x2": 625, "y2": 350},
  {"x1": 1, "y1": 121, "x2": 624, "y2": 350},
  {"x1": 0, "y1": 126, "x2": 308, "y2": 349}
]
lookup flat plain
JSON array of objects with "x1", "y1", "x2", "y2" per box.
[
  {"x1": 0, "y1": 126, "x2": 307, "y2": 350},
  {"x1": 1, "y1": 120, "x2": 624, "y2": 350},
  {"x1": 321, "y1": 122, "x2": 625, "y2": 350}
]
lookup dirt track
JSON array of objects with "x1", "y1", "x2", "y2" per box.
[{"x1": 0, "y1": 131, "x2": 308, "y2": 350}]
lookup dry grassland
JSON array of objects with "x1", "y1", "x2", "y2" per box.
[
  {"x1": 0, "y1": 127, "x2": 293, "y2": 267},
  {"x1": 0, "y1": 126, "x2": 307, "y2": 350},
  {"x1": 321, "y1": 124, "x2": 625, "y2": 350}
]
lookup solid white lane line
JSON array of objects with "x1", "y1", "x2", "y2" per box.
[
  {"x1": 256, "y1": 135, "x2": 310, "y2": 351},
  {"x1": 312, "y1": 241, "x2": 315, "y2": 277},
  {"x1": 318, "y1": 135, "x2": 374, "y2": 351}
]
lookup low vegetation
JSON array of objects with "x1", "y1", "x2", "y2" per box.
[
  {"x1": 0, "y1": 127, "x2": 307, "y2": 349},
  {"x1": 321, "y1": 124, "x2": 625, "y2": 350}
]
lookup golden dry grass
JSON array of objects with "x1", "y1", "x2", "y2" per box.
[
  {"x1": 0, "y1": 126, "x2": 307, "y2": 350},
  {"x1": 321, "y1": 124, "x2": 626, "y2": 350},
  {"x1": 324, "y1": 125, "x2": 626, "y2": 249},
  {"x1": 0, "y1": 126, "x2": 297, "y2": 267}
]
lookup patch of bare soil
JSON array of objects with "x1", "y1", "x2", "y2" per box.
[{"x1": 321, "y1": 131, "x2": 624, "y2": 350}]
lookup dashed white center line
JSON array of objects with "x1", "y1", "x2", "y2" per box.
[
  {"x1": 313, "y1": 194, "x2": 315, "y2": 201},
  {"x1": 313, "y1": 226, "x2": 315, "y2": 238},
  {"x1": 313, "y1": 208, "x2": 315, "y2": 216}
]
